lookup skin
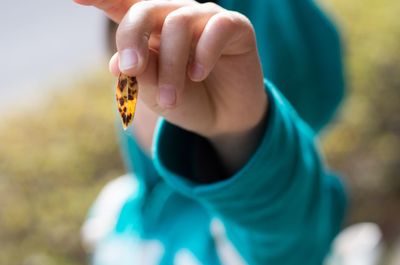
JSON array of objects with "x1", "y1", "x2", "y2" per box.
[{"x1": 74, "y1": 0, "x2": 268, "y2": 175}]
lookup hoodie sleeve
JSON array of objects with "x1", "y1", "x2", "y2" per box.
[{"x1": 152, "y1": 80, "x2": 347, "y2": 265}]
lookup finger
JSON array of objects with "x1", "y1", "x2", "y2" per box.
[
  {"x1": 136, "y1": 48, "x2": 159, "y2": 110},
  {"x1": 157, "y1": 3, "x2": 223, "y2": 108},
  {"x1": 157, "y1": 20, "x2": 191, "y2": 108},
  {"x1": 110, "y1": 48, "x2": 160, "y2": 108},
  {"x1": 189, "y1": 11, "x2": 255, "y2": 82},
  {"x1": 109, "y1": 52, "x2": 120, "y2": 76},
  {"x1": 73, "y1": 0, "x2": 137, "y2": 23},
  {"x1": 116, "y1": 1, "x2": 185, "y2": 76}
]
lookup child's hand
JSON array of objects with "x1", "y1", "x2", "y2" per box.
[
  {"x1": 73, "y1": 0, "x2": 194, "y2": 23},
  {"x1": 76, "y1": 0, "x2": 268, "y2": 173}
]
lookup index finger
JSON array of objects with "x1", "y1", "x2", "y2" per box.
[
  {"x1": 116, "y1": 1, "x2": 188, "y2": 75},
  {"x1": 73, "y1": 0, "x2": 137, "y2": 22}
]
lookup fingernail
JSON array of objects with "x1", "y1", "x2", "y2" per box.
[
  {"x1": 190, "y1": 63, "x2": 204, "y2": 81},
  {"x1": 119, "y1": 49, "x2": 138, "y2": 71},
  {"x1": 159, "y1": 85, "x2": 176, "y2": 108}
]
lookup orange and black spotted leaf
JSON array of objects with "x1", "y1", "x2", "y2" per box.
[{"x1": 116, "y1": 73, "x2": 138, "y2": 130}]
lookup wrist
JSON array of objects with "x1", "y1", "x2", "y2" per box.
[{"x1": 207, "y1": 95, "x2": 269, "y2": 175}]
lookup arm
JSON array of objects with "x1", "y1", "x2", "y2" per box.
[
  {"x1": 75, "y1": 1, "x2": 347, "y2": 263},
  {"x1": 152, "y1": 81, "x2": 347, "y2": 264},
  {"x1": 75, "y1": 0, "x2": 269, "y2": 176}
]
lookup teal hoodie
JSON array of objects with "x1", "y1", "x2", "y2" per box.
[{"x1": 86, "y1": 1, "x2": 347, "y2": 264}]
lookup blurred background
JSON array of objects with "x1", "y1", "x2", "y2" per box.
[{"x1": 0, "y1": 0, "x2": 399, "y2": 264}]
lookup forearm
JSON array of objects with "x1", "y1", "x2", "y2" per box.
[
  {"x1": 152, "y1": 81, "x2": 347, "y2": 264},
  {"x1": 207, "y1": 97, "x2": 269, "y2": 175}
]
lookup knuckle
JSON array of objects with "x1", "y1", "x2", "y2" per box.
[
  {"x1": 165, "y1": 11, "x2": 193, "y2": 29},
  {"x1": 201, "y1": 2, "x2": 221, "y2": 11},
  {"x1": 163, "y1": 58, "x2": 179, "y2": 72},
  {"x1": 121, "y1": 1, "x2": 155, "y2": 27},
  {"x1": 160, "y1": 59, "x2": 182, "y2": 83},
  {"x1": 231, "y1": 11, "x2": 254, "y2": 33},
  {"x1": 129, "y1": 0, "x2": 155, "y2": 14},
  {"x1": 214, "y1": 11, "x2": 256, "y2": 41},
  {"x1": 115, "y1": 26, "x2": 138, "y2": 47},
  {"x1": 217, "y1": 11, "x2": 248, "y2": 29},
  {"x1": 213, "y1": 13, "x2": 236, "y2": 30}
]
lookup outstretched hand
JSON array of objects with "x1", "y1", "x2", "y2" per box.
[{"x1": 75, "y1": 0, "x2": 268, "y2": 173}]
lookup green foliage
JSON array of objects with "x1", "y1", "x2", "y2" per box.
[
  {"x1": 0, "y1": 72, "x2": 124, "y2": 265},
  {"x1": 319, "y1": 0, "x2": 400, "y2": 240}
]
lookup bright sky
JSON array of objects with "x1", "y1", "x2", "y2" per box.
[{"x1": 0, "y1": 0, "x2": 106, "y2": 115}]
